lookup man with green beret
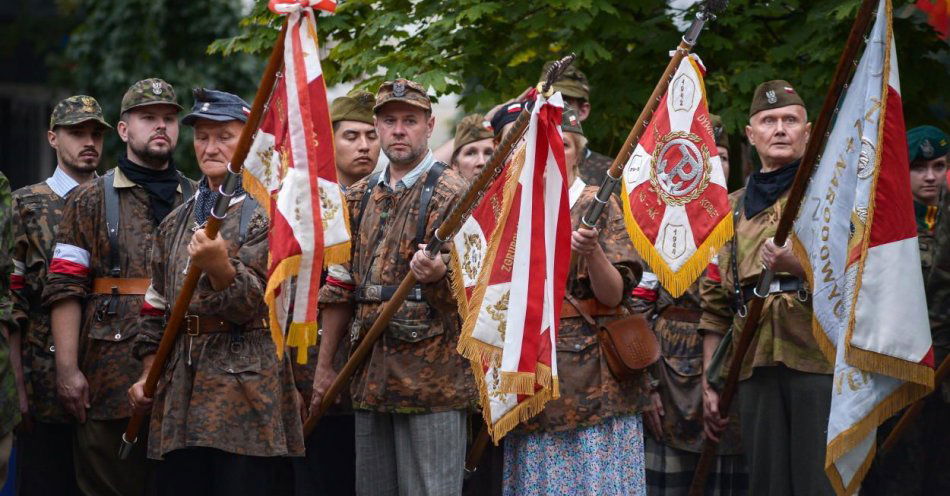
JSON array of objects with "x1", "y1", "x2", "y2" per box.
[
  {"x1": 542, "y1": 61, "x2": 613, "y2": 188},
  {"x1": 312, "y1": 77, "x2": 475, "y2": 495},
  {"x1": 289, "y1": 88, "x2": 380, "y2": 496},
  {"x1": 10, "y1": 95, "x2": 111, "y2": 494},
  {"x1": 45, "y1": 78, "x2": 195, "y2": 495},
  {"x1": 330, "y1": 88, "x2": 381, "y2": 189},
  {"x1": 861, "y1": 124, "x2": 950, "y2": 496},
  {"x1": 451, "y1": 113, "x2": 494, "y2": 182},
  {"x1": 699, "y1": 80, "x2": 834, "y2": 495}
]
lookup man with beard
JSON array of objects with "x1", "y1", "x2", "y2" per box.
[
  {"x1": 11, "y1": 96, "x2": 110, "y2": 495},
  {"x1": 44, "y1": 78, "x2": 195, "y2": 496},
  {"x1": 312, "y1": 78, "x2": 475, "y2": 495},
  {"x1": 699, "y1": 80, "x2": 834, "y2": 495}
]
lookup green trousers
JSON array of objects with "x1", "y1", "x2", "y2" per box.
[
  {"x1": 74, "y1": 418, "x2": 151, "y2": 496},
  {"x1": 737, "y1": 365, "x2": 834, "y2": 496}
]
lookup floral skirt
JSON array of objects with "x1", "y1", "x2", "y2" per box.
[{"x1": 502, "y1": 413, "x2": 646, "y2": 496}]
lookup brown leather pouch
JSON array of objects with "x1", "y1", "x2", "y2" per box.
[{"x1": 566, "y1": 295, "x2": 659, "y2": 381}]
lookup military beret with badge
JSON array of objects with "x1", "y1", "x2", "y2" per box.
[
  {"x1": 907, "y1": 125, "x2": 949, "y2": 164},
  {"x1": 748, "y1": 79, "x2": 805, "y2": 117}
]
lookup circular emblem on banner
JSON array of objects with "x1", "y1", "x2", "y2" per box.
[{"x1": 649, "y1": 131, "x2": 711, "y2": 206}]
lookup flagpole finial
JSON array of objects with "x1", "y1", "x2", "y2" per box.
[{"x1": 539, "y1": 53, "x2": 577, "y2": 96}]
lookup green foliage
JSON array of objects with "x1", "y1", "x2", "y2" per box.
[
  {"x1": 51, "y1": 0, "x2": 265, "y2": 177},
  {"x1": 214, "y1": 0, "x2": 950, "y2": 164}
]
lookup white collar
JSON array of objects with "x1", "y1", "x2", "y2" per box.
[
  {"x1": 382, "y1": 150, "x2": 434, "y2": 190},
  {"x1": 45, "y1": 167, "x2": 85, "y2": 198}
]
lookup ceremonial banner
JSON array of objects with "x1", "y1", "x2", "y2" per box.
[
  {"x1": 455, "y1": 93, "x2": 572, "y2": 443},
  {"x1": 619, "y1": 55, "x2": 732, "y2": 297},
  {"x1": 790, "y1": 1, "x2": 934, "y2": 493},
  {"x1": 244, "y1": 0, "x2": 349, "y2": 363}
]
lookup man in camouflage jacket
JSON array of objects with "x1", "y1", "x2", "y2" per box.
[
  {"x1": 0, "y1": 171, "x2": 22, "y2": 488},
  {"x1": 11, "y1": 95, "x2": 110, "y2": 495},
  {"x1": 313, "y1": 78, "x2": 475, "y2": 495},
  {"x1": 699, "y1": 80, "x2": 834, "y2": 495},
  {"x1": 44, "y1": 78, "x2": 194, "y2": 496}
]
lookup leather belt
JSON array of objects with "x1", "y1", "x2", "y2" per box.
[
  {"x1": 354, "y1": 285, "x2": 424, "y2": 303},
  {"x1": 560, "y1": 298, "x2": 626, "y2": 319},
  {"x1": 179, "y1": 315, "x2": 235, "y2": 336},
  {"x1": 740, "y1": 276, "x2": 806, "y2": 303},
  {"x1": 660, "y1": 306, "x2": 702, "y2": 323},
  {"x1": 92, "y1": 278, "x2": 150, "y2": 295}
]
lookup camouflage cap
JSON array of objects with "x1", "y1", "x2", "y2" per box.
[
  {"x1": 907, "y1": 125, "x2": 949, "y2": 163},
  {"x1": 710, "y1": 113, "x2": 729, "y2": 148},
  {"x1": 120, "y1": 78, "x2": 183, "y2": 115},
  {"x1": 749, "y1": 79, "x2": 805, "y2": 118},
  {"x1": 561, "y1": 106, "x2": 584, "y2": 136},
  {"x1": 374, "y1": 78, "x2": 431, "y2": 113},
  {"x1": 541, "y1": 61, "x2": 590, "y2": 100},
  {"x1": 453, "y1": 113, "x2": 493, "y2": 154},
  {"x1": 49, "y1": 95, "x2": 112, "y2": 130},
  {"x1": 331, "y1": 88, "x2": 376, "y2": 125}
]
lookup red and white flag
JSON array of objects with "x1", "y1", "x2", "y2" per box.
[
  {"x1": 454, "y1": 92, "x2": 572, "y2": 443},
  {"x1": 619, "y1": 54, "x2": 732, "y2": 297},
  {"x1": 244, "y1": 0, "x2": 349, "y2": 363},
  {"x1": 791, "y1": 1, "x2": 934, "y2": 493}
]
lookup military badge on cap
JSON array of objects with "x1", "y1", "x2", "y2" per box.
[
  {"x1": 906, "y1": 125, "x2": 950, "y2": 163},
  {"x1": 120, "y1": 77, "x2": 183, "y2": 115},
  {"x1": 181, "y1": 87, "x2": 252, "y2": 126},
  {"x1": 49, "y1": 95, "x2": 112, "y2": 130},
  {"x1": 749, "y1": 79, "x2": 806, "y2": 117},
  {"x1": 393, "y1": 80, "x2": 406, "y2": 97},
  {"x1": 373, "y1": 78, "x2": 431, "y2": 113},
  {"x1": 766, "y1": 90, "x2": 777, "y2": 105}
]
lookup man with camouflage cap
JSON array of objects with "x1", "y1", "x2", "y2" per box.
[
  {"x1": 699, "y1": 80, "x2": 834, "y2": 495},
  {"x1": 861, "y1": 124, "x2": 950, "y2": 496},
  {"x1": 330, "y1": 88, "x2": 381, "y2": 189},
  {"x1": 10, "y1": 95, "x2": 110, "y2": 495},
  {"x1": 45, "y1": 78, "x2": 195, "y2": 496},
  {"x1": 313, "y1": 77, "x2": 475, "y2": 495},
  {"x1": 542, "y1": 61, "x2": 613, "y2": 187}
]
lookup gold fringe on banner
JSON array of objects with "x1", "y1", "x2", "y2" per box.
[
  {"x1": 243, "y1": 170, "x2": 273, "y2": 218},
  {"x1": 469, "y1": 361, "x2": 557, "y2": 445},
  {"x1": 264, "y1": 254, "x2": 301, "y2": 359},
  {"x1": 789, "y1": 234, "x2": 838, "y2": 362},
  {"x1": 619, "y1": 182, "x2": 734, "y2": 298}
]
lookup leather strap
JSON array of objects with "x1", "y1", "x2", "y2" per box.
[
  {"x1": 660, "y1": 306, "x2": 703, "y2": 323},
  {"x1": 92, "y1": 278, "x2": 151, "y2": 295},
  {"x1": 177, "y1": 172, "x2": 194, "y2": 200},
  {"x1": 178, "y1": 315, "x2": 236, "y2": 336},
  {"x1": 562, "y1": 295, "x2": 625, "y2": 321},
  {"x1": 415, "y1": 162, "x2": 446, "y2": 246},
  {"x1": 103, "y1": 170, "x2": 121, "y2": 277},
  {"x1": 354, "y1": 284, "x2": 424, "y2": 303},
  {"x1": 237, "y1": 196, "x2": 258, "y2": 244},
  {"x1": 740, "y1": 276, "x2": 805, "y2": 303}
]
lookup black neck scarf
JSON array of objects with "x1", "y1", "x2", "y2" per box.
[
  {"x1": 117, "y1": 155, "x2": 181, "y2": 225},
  {"x1": 193, "y1": 175, "x2": 246, "y2": 226},
  {"x1": 744, "y1": 159, "x2": 800, "y2": 219}
]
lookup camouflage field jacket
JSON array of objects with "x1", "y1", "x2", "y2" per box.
[
  {"x1": 132, "y1": 194, "x2": 304, "y2": 459},
  {"x1": 42, "y1": 167, "x2": 193, "y2": 420},
  {"x1": 320, "y1": 155, "x2": 477, "y2": 413},
  {"x1": 0, "y1": 172, "x2": 21, "y2": 436},
  {"x1": 12, "y1": 177, "x2": 74, "y2": 423},
  {"x1": 577, "y1": 147, "x2": 612, "y2": 190},
  {"x1": 519, "y1": 186, "x2": 648, "y2": 434},
  {"x1": 926, "y1": 193, "x2": 950, "y2": 401},
  {"x1": 699, "y1": 188, "x2": 833, "y2": 381}
]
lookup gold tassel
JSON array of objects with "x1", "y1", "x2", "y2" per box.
[
  {"x1": 322, "y1": 241, "x2": 352, "y2": 267},
  {"x1": 499, "y1": 371, "x2": 537, "y2": 396},
  {"x1": 242, "y1": 171, "x2": 273, "y2": 219},
  {"x1": 264, "y1": 255, "x2": 302, "y2": 360},
  {"x1": 287, "y1": 321, "x2": 318, "y2": 364}
]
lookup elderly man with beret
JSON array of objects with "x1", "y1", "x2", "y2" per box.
[{"x1": 699, "y1": 80, "x2": 834, "y2": 495}]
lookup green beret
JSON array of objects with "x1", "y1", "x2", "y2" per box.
[
  {"x1": 453, "y1": 114, "x2": 493, "y2": 155},
  {"x1": 749, "y1": 79, "x2": 805, "y2": 118},
  {"x1": 331, "y1": 89, "x2": 375, "y2": 125},
  {"x1": 50, "y1": 95, "x2": 112, "y2": 130},
  {"x1": 907, "y1": 125, "x2": 949, "y2": 163},
  {"x1": 120, "y1": 78, "x2": 182, "y2": 115},
  {"x1": 710, "y1": 113, "x2": 728, "y2": 148},
  {"x1": 561, "y1": 106, "x2": 584, "y2": 136},
  {"x1": 541, "y1": 61, "x2": 590, "y2": 100}
]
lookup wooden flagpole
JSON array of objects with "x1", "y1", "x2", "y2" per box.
[
  {"x1": 687, "y1": 1, "x2": 879, "y2": 493},
  {"x1": 879, "y1": 355, "x2": 950, "y2": 453},
  {"x1": 118, "y1": 20, "x2": 289, "y2": 459}
]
